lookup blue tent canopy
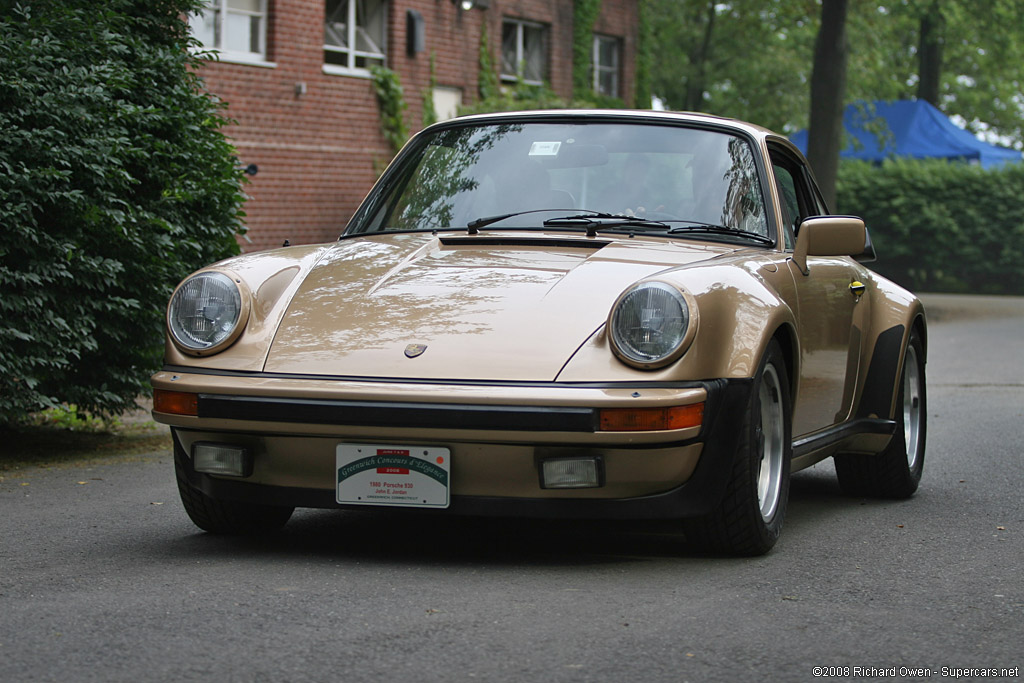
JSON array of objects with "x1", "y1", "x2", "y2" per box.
[{"x1": 790, "y1": 100, "x2": 1022, "y2": 169}]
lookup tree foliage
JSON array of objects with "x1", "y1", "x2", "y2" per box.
[
  {"x1": 647, "y1": 0, "x2": 816, "y2": 132},
  {"x1": 846, "y1": 0, "x2": 1024, "y2": 147},
  {"x1": 648, "y1": 0, "x2": 1024, "y2": 151},
  {"x1": 0, "y1": 0, "x2": 246, "y2": 424}
]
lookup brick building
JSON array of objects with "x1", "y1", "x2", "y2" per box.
[{"x1": 191, "y1": 0, "x2": 641, "y2": 252}]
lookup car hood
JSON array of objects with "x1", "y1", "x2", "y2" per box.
[{"x1": 264, "y1": 232, "x2": 738, "y2": 381}]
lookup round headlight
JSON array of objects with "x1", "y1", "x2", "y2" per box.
[
  {"x1": 609, "y1": 281, "x2": 694, "y2": 369},
  {"x1": 168, "y1": 271, "x2": 248, "y2": 354}
]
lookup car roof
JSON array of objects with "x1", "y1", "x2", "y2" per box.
[{"x1": 435, "y1": 109, "x2": 779, "y2": 142}]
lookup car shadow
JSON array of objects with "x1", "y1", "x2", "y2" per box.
[
  {"x1": 179, "y1": 510, "x2": 695, "y2": 567},
  {"x1": 160, "y1": 464, "x2": 893, "y2": 566}
]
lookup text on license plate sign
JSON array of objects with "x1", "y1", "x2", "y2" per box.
[{"x1": 336, "y1": 444, "x2": 450, "y2": 508}]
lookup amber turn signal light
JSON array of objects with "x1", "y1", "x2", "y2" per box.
[
  {"x1": 153, "y1": 389, "x2": 198, "y2": 416},
  {"x1": 598, "y1": 403, "x2": 704, "y2": 431}
]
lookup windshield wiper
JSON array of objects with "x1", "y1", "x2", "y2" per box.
[
  {"x1": 466, "y1": 209, "x2": 577, "y2": 232},
  {"x1": 543, "y1": 212, "x2": 668, "y2": 226},
  {"x1": 542, "y1": 212, "x2": 669, "y2": 236},
  {"x1": 666, "y1": 221, "x2": 775, "y2": 245},
  {"x1": 466, "y1": 209, "x2": 669, "y2": 235}
]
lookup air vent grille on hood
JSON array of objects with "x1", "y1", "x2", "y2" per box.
[{"x1": 439, "y1": 236, "x2": 610, "y2": 249}]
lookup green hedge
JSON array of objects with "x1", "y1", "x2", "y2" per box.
[
  {"x1": 0, "y1": 0, "x2": 246, "y2": 424},
  {"x1": 837, "y1": 159, "x2": 1024, "y2": 295}
]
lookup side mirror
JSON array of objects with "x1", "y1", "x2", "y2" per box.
[
  {"x1": 792, "y1": 215, "x2": 866, "y2": 275},
  {"x1": 854, "y1": 225, "x2": 877, "y2": 263}
]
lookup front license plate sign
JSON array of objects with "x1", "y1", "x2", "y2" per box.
[{"x1": 336, "y1": 444, "x2": 450, "y2": 508}]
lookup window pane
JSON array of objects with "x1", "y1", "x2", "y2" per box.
[
  {"x1": 224, "y1": 11, "x2": 256, "y2": 53},
  {"x1": 325, "y1": 0, "x2": 350, "y2": 49},
  {"x1": 599, "y1": 38, "x2": 618, "y2": 66},
  {"x1": 192, "y1": 7, "x2": 217, "y2": 48},
  {"x1": 598, "y1": 70, "x2": 617, "y2": 97},
  {"x1": 355, "y1": 54, "x2": 386, "y2": 69},
  {"x1": 228, "y1": 0, "x2": 260, "y2": 11},
  {"x1": 522, "y1": 25, "x2": 545, "y2": 82},
  {"x1": 355, "y1": 0, "x2": 386, "y2": 55},
  {"x1": 501, "y1": 22, "x2": 518, "y2": 77}
]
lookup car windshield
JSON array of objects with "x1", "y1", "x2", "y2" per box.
[{"x1": 347, "y1": 120, "x2": 770, "y2": 241}]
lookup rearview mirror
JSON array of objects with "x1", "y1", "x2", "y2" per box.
[
  {"x1": 543, "y1": 144, "x2": 609, "y2": 169},
  {"x1": 792, "y1": 215, "x2": 866, "y2": 274}
]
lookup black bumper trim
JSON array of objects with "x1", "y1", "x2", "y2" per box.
[
  {"x1": 175, "y1": 378, "x2": 754, "y2": 520},
  {"x1": 199, "y1": 394, "x2": 599, "y2": 432}
]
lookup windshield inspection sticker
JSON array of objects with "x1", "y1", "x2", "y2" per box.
[
  {"x1": 337, "y1": 444, "x2": 450, "y2": 508},
  {"x1": 529, "y1": 141, "x2": 562, "y2": 156}
]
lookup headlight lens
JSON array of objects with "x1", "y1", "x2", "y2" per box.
[
  {"x1": 168, "y1": 272, "x2": 245, "y2": 353},
  {"x1": 609, "y1": 281, "x2": 691, "y2": 368}
]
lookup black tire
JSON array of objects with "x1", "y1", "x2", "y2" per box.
[
  {"x1": 835, "y1": 329, "x2": 926, "y2": 498},
  {"x1": 685, "y1": 340, "x2": 793, "y2": 556},
  {"x1": 174, "y1": 442, "x2": 294, "y2": 534}
]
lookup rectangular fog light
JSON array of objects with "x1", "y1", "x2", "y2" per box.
[
  {"x1": 541, "y1": 458, "x2": 602, "y2": 489},
  {"x1": 192, "y1": 442, "x2": 252, "y2": 477}
]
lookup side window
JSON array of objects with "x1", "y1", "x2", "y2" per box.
[
  {"x1": 770, "y1": 147, "x2": 822, "y2": 250},
  {"x1": 771, "y1": 162, "x2": 799, "y2": 250}
]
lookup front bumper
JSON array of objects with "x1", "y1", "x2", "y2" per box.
[{"x1": 154, "y1": 369, "x2": 752, "y2": 520}]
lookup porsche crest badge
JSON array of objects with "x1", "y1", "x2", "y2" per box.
[{"x1": 404, "y1": 344, "x2": 428, "y2": 358}]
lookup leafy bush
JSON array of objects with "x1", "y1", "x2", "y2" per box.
[
  {"x1": 837, "y1": 159, "x2": 1024, "y2": 295},
  {"x1": 0, "y1": 0, "x2": 246, "y2": 425}
]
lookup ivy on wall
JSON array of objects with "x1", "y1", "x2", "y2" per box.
[
  {"x1": 422, "y1": 52, "x2": 439, "y2": 129},
  {"x1": 477, "y1": 20, "x2": 501, "y2": 102},
  {"x1": 369, "y1": 66, "x2": 409, "y2": 154},
  {"x1": 572, "y1": 0, "x2": 602, "y2": 100}
]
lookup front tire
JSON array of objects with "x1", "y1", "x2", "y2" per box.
[
  {"x1": 685, "y1": 340, "x2": 792, "y2": 556},
  {"x1": 174, "y1": 441, "x2": 294, "y2": 534},
  {"x1": 834, "y1": 329, "x2": 926, "y2": 498}
]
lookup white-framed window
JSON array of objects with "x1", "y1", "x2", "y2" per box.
[
  {"x1": 324, "y1": 0, "x2": 387, "y2": 75},
  {"x1": 192, "y1": 0, "x2": 269, "y2": 64},
  {"x1": 592, "y1": 34, "x2": 620, "y2": 97},
  {"x1": 501, "y1": 18, "x2": 547, "y2": 85}
]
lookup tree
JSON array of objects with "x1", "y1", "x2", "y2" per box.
[
  {"x1": 0, "y1": 0, "x2": 246, "y2": 424},
  {"x1": 646, "y1": 0, "x2": 1024, "y2": 155},
  {"x1": 807, "y1": 0, "x2": 850, "y2": 209},
  {"x1": 647, "y1": 0, "x2": 815, "y2": 133},
  {"x1": 916, "y1": 0, "x2": 944, "y2": 105},
  {"x1": 845, "y1": 0, "x2": 1024, "y2": 148}
]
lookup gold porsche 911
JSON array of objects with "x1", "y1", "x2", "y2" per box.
[{"x1": 152, "y1": 110, "x2": 926, "y2": 555}]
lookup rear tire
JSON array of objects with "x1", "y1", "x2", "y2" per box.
[
  {"x1": 685, "y1": 340, "x2": 792, "y2": 556},
  {"x1": 834, "y1": 329, "x2": 925, "y2": 498},
  {"x1": 174, "y1": 441, "x2": 294, "y2": 534}
]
